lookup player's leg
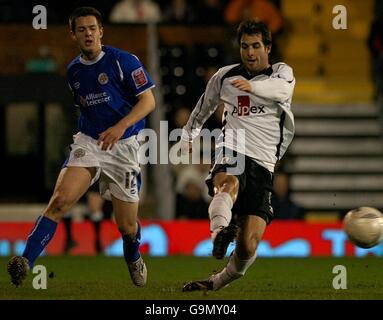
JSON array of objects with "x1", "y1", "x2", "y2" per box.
[
  {"x1": 183, "y1": 215, "x2": 266, "y2": 292},
  {"x1": 183, "y1": 160, "x2": 274, "y2": 292},
  {"x1": 208, "y1": 162, "x2": 273, "y2": 288},
  {"x1": 209, "y1": 172, "x2": 240, "y2": 259},
  {"x1": 44, "y1": 167, "x2": 96, "y2": 221},
  {"x1": 112, "y1": 195, "x2": 146, "y2": 286},
  {"x1": 209, "y1": 215, "x2": 266, "y2": 290},
  {"x1": 7, "y1": 167, "x2": 95, "y2": 286},
  {"x1": 102, "y1": 136, "x2": 145, "y2": 286}
]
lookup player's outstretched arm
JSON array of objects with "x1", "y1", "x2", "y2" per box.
[
  {"x1": 250, "y1": 76, "x2": 295, "y2": 102},
  {"x1": 98, "y1": 89, "x2": 155, "y2": 150},
  {"x1": 232, "y1": 64, "x2": 295, "y2": 103},
  {"x1": 252, "y1": 65, "x2": 295, "y2": 102}
]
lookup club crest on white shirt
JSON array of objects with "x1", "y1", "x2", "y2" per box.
[{"x1": 74, "y1": 148, "x2": 86, "y2": 158}]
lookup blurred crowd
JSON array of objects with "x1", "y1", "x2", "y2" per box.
[
  {"x1": 0, "y1": 0, "x2": 281, "y2": 26},
  {"x1": 1, "y1": 0, "x2": 316, "y2": 221},
  {"x1": 1, "y1": 0, "x2": 287, "y2": 220},
  {"x1": 2, "y1": 0, "x2": 382, "y2": 222}
]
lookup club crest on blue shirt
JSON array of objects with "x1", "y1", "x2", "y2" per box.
[{"x1": 98, "y1": 73, "x2": 109, "y2": 85}]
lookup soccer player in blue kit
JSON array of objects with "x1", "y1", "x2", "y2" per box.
[{"x1": 7, "y1": 7, "x2": 155, "y2": 287}]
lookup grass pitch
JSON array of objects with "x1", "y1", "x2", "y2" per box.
[{"x1": 0, "y1": 256, "x2": 382, "y2": 300}]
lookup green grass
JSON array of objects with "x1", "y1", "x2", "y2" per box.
[{"x1": 0, "y1": 256, "x2": 382, "y2": 300}]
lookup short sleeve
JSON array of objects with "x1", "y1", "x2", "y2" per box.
[{"x1": 118, "y1": 52, "x2": 155, "y2": 96}]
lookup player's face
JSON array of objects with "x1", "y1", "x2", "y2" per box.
[
  {"x1": 240, "y1": 33, "x2": 271, "y2": 74},
  {"x1": 71, "y1": 15, "x2": 103, "y2": 59}
]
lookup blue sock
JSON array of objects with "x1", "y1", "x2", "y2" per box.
[
  {"x1": 122, "y1": 222, "x2": 141, "y2": 264},
  {"x1": 22, "y1": 215, "x2": 57, "y2": 269}
]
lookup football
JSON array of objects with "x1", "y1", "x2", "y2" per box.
[{"x1": 343, "y1": 207, "x2": 383, "y2": 248}]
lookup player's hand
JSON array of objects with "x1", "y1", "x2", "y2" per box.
[
  {"x1": 231, "y1": 79, "x2": 252, "y2": 92},
  {"x1": 97, "y1": 124, "x2": 126, "y2": 151},
  {"x1": 180, "y1": 139, "x2": 192, "y2": 155}
]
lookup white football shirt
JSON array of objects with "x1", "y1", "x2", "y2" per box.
[{"x1": 182, "y1": 62, "x2": 296, "y2": 172}]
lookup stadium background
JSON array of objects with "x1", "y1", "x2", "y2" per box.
[{"x1": 0, "y1": 0, "x2": 382, "y2": 264}]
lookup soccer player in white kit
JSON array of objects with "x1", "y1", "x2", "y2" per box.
[
  {"x1": 7, "y1": 7, "x2": 155, "y2": 287},
  {"x1": 182, "y1": 20, "x2": 295, "y2": 291}
]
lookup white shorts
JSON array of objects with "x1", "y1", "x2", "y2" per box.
[{"x1": 66, "y1": 132, "x2": 141, "y2": 202}]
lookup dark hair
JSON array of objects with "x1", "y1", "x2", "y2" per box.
[
  {"x1": 69, "y1": 7, "x2": 102, "y2": 32},
  {"x1": 237, "y1": 20, "x2": 272, "y2": 47}
]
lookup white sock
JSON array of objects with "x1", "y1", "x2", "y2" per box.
[
  {"x1": 208, "y1": 192, "x2": 233, "y2": 239},
  {"x1": 211, "y1": 252, "x2": 257, "y2": 290}
]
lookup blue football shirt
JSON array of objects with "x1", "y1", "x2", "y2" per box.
[{"x1": 67, "y1": 45, "x2": 155, "y2": 140}]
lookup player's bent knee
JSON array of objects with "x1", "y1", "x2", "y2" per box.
[
  {"x1": 214, "y1": 174, "x2": 239, "y2": 197},
  {"x1": 44, "y1": 193, "x2": 71, "y2": 221},
  {"x1": 222, "y1": 176, "x2": 239, "y2": 192},
  {"x1": 224, "y1": 175, "x2": 239, "y2": 186},
  {"x1": 51, "y1": 193, "x2": 68, "y2": 210}
]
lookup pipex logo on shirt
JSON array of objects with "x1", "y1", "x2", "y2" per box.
[{"x1": 231, "y1": 96, "x2": 266, "y2": 116}]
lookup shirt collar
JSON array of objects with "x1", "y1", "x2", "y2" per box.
[
  {"x1": 79, "y1": 49, "x2": 105, "y2": 65},
  {"x1": 243, "y1": 64, "x2": 273, "y2": 77}
]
